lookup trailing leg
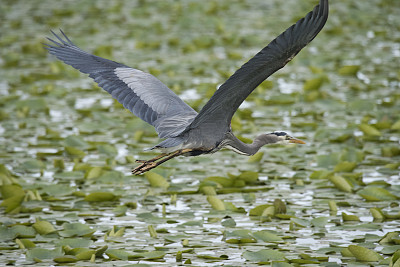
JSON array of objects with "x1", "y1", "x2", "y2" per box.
[{"x1": 132, "y1": 149, "x2": 193, "y2": 175}]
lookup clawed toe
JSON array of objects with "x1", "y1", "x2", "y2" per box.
[
  {"x1": 132, "y1": 149, "x2": 193, "y2": 175},
  {"x1": 132, "y1": 161, "x2": 157, "y2": 175}
]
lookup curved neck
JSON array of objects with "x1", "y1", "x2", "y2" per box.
[{"x1": 223, "y1": 133, "x2": 277, "y2": 156}]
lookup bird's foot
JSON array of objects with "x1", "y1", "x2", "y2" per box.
[
  {"x1": 132, "y1": 161, "x2": 158, "y2": 175},
  {"x1": 132, "y1": 149, "x2": 193, "y2": 175}
]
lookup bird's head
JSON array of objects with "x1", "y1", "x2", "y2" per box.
[{"x1": 268, "y1": 131, "x2": 306, "y2": 145}]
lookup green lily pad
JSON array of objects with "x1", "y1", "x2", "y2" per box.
[
  {"x1": 328, "y1": 175, "x2": 353, "y2": 192},
  {"x1": 26, "y1": 247, "x2": 63, "y2": 261},
  {"x1": 56, "y1": 238, "x2": 93, "y2": 248},
  {"x1": 144, "y1": 172, "x2": 170, "y2": 188},
  {"x1": 207, "y1": 196, "x2": 226, "y2": 211},
  {"x1": 130, "y1": 251, "x2": 166, "y2": 260},
  {"x1": 243, "y1": 249, "x2": 286, "y2": 262},
  {"x1": 347, "y1": 245, "x2": 383, "y2": 262},
  {"x1": 358, "y1": 186, "x2": 398, "y2": 201},
  {"x1": 251, "y1": 230, "x2": 283, "y2": 242},
  {"x1": 334, "y1": 161, "x2": 357, "y2": 172},
  {"x1": 225, "y1": 230, "x2": 256, "y2": 244},
  {"x1": 59, "y1": 223, "x2": 95, "y2": 237},
  {"x1": 64, "y1": 135, "x2": 89, "y2": 149},
  {"x1": 358, "y1": 124, "x2": 381, "y2": 136},
  {"x1": 11, "y1": 225, "x2": 36, "y2": 238},
  {"x1": 106, "y1": 249, "x2": 133, "y2": 260},
  {"x1": 84, "y1": 192, "x2": 117, "y2": 202},
  {"x1": 32, "y1": 220, "x2": 57, "y2": 235},
  {"x1": 338, "y1": 65, "x2": 360, "y2": 76}
]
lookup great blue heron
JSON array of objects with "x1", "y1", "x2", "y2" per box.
[{"x1": 46, "y1": 0, "x2": 328, "y2": 174}]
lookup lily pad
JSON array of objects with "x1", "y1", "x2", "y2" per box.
[
  {"x1": 144, "y1": 172, "x2": 170, "y2": 188},
  {"x1": 243, "y1": 249, "x2": 286, "y2": 262},
  {"x1": 358, "y1": 186, "x2": 398, "y2": 201},
  {"x1": 347, "y1": 245, "x2": 383, "y2": 262}
]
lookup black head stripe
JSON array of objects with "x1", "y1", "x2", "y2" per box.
[{"x1": 272, "y1": 131, "x2": 287, "y2": 136}]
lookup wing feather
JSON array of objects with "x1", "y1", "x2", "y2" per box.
[
  {"x1": 188, "y1": 0, "x2": 329, "y2": 130},
  {"x1": 45, "y1": 30, "x2": 197, "y2": 138}
]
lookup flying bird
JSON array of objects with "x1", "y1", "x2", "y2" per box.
[{"x1": 45, "y1": 0, "x2": 329, "y2": 174}]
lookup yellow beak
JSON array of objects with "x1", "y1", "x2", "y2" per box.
[{"x1": 289, "y1": 138, "x2": 306, "y2": 144}]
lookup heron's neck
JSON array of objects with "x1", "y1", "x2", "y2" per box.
[{"x1": 223, "y1": 133, "x2": 276, "y2": 156}]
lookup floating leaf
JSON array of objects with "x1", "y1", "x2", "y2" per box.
[
  {"x1": 53, "y1": 171, "x2": 85, "y2": 180},
  {"x1": 328, "y1": 175, "x2": 353, "y2": 192},
  {"x1": 16, "y1": 238, "x2": 36, "y2": 249},
  {"x1": 291, "y1": 218, "x2": 311, "y2": 227},
  {"x1": 273, "y1": 199, "x2": 286, "y2": 214},
  {"x1": 64, "y1": 135, "x2": 89, "y2": 149},
  {"x1": 75, "y1": 249, "x2": 96, "y2": 260},
  {"x1": 338, "y1": 65, "x2": 360, "y2": 76},
  {"x1": 33, "y1": 220, "x2": 56, "y2": 235},
  {"x1": 249, "y1": 204, "x2": 271, "y2": 216},
  {"x1": 201, "y1": 186, "x2": 217, "y2": 195},
  {"x1": 65, "y1": 146, "x2": 86, "y2": 158},
  {"x1": 11, "y1": 225, "x2": 36, "y2": 238},
  {"x1": 84, "y1": 192, "x2": 117, "y2": 202},
  {"x1": 303, "y1": 77, "x2": 324, "y2": 91},
  {"x1": 347, "y1": 245, "x2": 382, "y2": 262},
  {"x1": 379, "y1": 232, "x2": 399, "y2": 244},
  {"x1": 85, "y1": 166, "x2": 103, "y2": 179},
  {"x1": 106, "y1": 249, "x2": 133, "y2": 260},
  {"x1": 207, "y1": 196, "x2": 225, "y2": 211},
  {"x1": 112, "y1": 205, "x2": 128, "y2": 217},
  {"x1": 97, "y1": 144, "x2": 118, "y2": 157},
  {"x1": 0, "y1": 194, "x2": 24, "y2": 213},
  {"x1": 248, "y1": 152, "x2": 264, "y2": 163},
  {"x1": 56, "y1": 238, "x2": 93, "y2": 248},
  {"x1": 21, "y1": 159, "x2": 46, "y2": 172},
  {"x1": 221, "y1": 217, "x2": 236, "y2": 227},
  {"x1": 237, "y1": 171, "x2": 258, "y2": 183},
  {"x1": 59, "y1": 223, "x2": 95, "y2": 237},
  {"x1": 251, "y1": 230, "x2": 283, "y2": 242},
  {"x1": 391, "y1": 119, "x2": 400, "y2": 130},
  {"x1": 328, "y1": 200, "x2": 338, "y2": 212},
  {"x1": 381, "y1": 146, "x2": 400, "y2": 157},
  {"x1": 311, "y1": 217, "x2": 329, "y2": 228},
  {"x1": 334, "y1": 161, "x2": 357, "y2": 172},
  {"x1": 130, "y1": 251, "x2": 166, "y2": 260},
  {"x1": 316, "y1": 153, "x2": 340, "y2": 168},
  {"x1": 243, "y1": 249, "x2": 285, "y2": 262},
  {"x1": 203, "y1": 176, "x2": 233, "y2": 187},
  {"x1": 225, "y1": 230, "x2": 256, "y2": 244},
  {"x1": 380, "y1": 245, "x2": 400, "y2": 255},
  {"x1": 358, "y1": 186, "x2": 398, "y2": 201},
  {"x1": 26, "y1": 247, "x2": 63, "y2": 261},
  {"x1": 53, "y1": 255, "x2": 78, "y2": 263},
  {"x1": 370, "y1": 207, "x2": 385, "y2": 220},
  {"x1": 310, "y1": 170, "x2": 331, "y2": 179},
  {"x1": 358, "y1": 124, "x2": 381, "y2": 136},
  {"x1": 342, "y1": 212, "x2": 360, "y2": 222},
  {"x1": 42, "y1": 184, "x2": 74, "y2": 197},
  {"x1": 261, "y1": 206, "x2": 275, "y2": 218},
  {"x1": 1, "y1": 184, "x2": 25, "y2": 199},
  {"x1": 144, "y1": 172, "x2": 170, "y2": 188}
]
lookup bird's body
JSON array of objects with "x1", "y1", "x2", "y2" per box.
[{"x1": 45, "y1": 0, "x2": 329, "y2": 174}]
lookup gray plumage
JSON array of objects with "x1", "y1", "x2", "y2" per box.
[{"x1": 45, "y1": 0, "x2": 329, "y2": 174}]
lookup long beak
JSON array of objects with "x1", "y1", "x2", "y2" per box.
[{"x1": 289, "y1": 138, "x2": 306, "y2": 144}]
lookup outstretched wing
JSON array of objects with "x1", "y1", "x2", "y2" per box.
[
  {"x1": 188, "y1": 0, "x2": 329, "y2": 131},
  {"x1": 45, "y1": 30, "x2": 197, "y2": 138}
]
